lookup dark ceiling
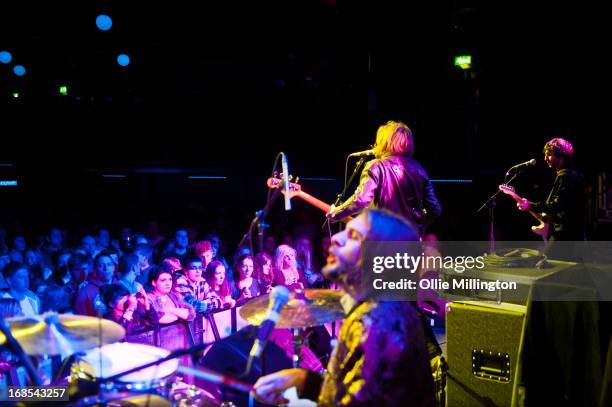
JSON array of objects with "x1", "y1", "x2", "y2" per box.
[
  {"x1": 0, "y1": 1, "x2": 607, "y2": 176},
  {"x1": 1, "y1": 1, "x2": 609, "y2": 242}
]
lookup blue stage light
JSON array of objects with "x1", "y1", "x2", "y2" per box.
[
  {"x1": 117, "y1": 54, "x2": 130, "y2": 67},
  {"x1": 96, "y1": 14, "x2": 113, "y2": 31},
  {"x1": 0, "y1": 51, "x2": 12, "y2": 64},
  {"x1": 13, "y1": 65, "x2": 26, "y2": 76}
]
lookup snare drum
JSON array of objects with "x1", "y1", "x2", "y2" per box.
[{"x1": 73, "y1": 342, "x2": 179, "y2": 393}]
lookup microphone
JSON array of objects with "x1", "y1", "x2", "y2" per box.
[
  {"x1": 281, "y1": 152, "x2": 291, "y2": 211},
  {"x1": 348, "y1": 149, "x2": 374, "y2": 157},
  {"x1": 506, "y1": 159, "x2": 536, "y2": 176},
  {"x1": 249, "y1": 285, "x2": 291, "y2": 359}
]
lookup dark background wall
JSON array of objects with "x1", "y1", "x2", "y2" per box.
[{"x1": 1, "y1": 1, "x2": 610, "y2": 246}]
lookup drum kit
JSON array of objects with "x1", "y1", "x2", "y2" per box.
[
  {"x1": 240, "y1": 289, "x2": 344, "y2": 368},
  {"x1": 0, "y1": 289, "x2": 345, "y2": 406}
]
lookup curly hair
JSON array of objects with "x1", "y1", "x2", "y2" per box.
[
  {"x1": 544, "y1": 137, "x2": 574, "y2": 160},
  {"x1": 273, "y1": 245, "x2": 300, "y2": 286},
  {"x1": 194, "y1": 240, "x2": 212, "y2": 256}
]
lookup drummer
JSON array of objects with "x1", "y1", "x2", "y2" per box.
[{"x1": 253, "y1": 209, "x2": 437, "y2": 406}]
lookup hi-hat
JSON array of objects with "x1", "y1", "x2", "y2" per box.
[
  {"x1": 0, "y1": 312, "x2": 125, "y2": 356},
  {"x1": 240, "y1": 289, "x2": 345, "y2": 329}
]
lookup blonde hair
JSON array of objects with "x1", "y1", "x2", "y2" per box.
[
  {"x1": 372, "y1": 120, "x2": 414, "y2": 159},
  {"x1": 273, "y1": 244, "x2": 299, "y2": 285}
]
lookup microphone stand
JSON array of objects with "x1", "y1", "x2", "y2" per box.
[
  {"x1": 256, "y1": 216, "x2": 269, "y2": 255},
  {"x1": 323, "y1": 155, "x2": 368, "y2": 231},
  {"x1": 235, "y1": 151, "x2": 289, "y2": 256},
  {"x1": 239, "y1": 286, "x2": 291, "y2": 380},
  {"x1": 335, "y1": 155, "x2": 368, "y2": 208},
  {"x1": 70, "y1": 340, "x2": 249, "y2": 407},
  {"x1": 476, "y1": 168, "x2": 524, "y2": 253},
  {"x1": 97, "y1": 340, "x2": 217, "y2": 385},
  {"x1": 235, "y1": 187, "x2": 282, "y2": 257}
]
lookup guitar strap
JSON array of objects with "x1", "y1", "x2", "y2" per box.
[{"x1": 546, "y1": 174, "x2": 561, "y2": 204}]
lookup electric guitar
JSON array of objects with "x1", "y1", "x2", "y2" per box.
[
  {"x1": 498, "y1": 184, "x2": 550, "y2": 241},
  {"x1": 266, "y1": 175, "x2": 353, "y2": 223}
]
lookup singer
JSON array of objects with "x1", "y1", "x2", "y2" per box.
[
  {"x1": 327, "y1": 120, "x2": 441, "y2": 236},
  {"x1": 515, "y1": 138, "x2": 585, "y2": 244},
  {"x1": 253, "y1": 209, "x2": 437, "y2": 406}
]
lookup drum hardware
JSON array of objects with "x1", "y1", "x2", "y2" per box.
[{"x1": 240, "y1": 289, "x2": 344, "y2": 370}]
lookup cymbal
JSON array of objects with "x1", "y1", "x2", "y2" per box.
[
  {"x1": 0, "y1": 312, "x2": 126, "y2": 356},
  {"x1": 240, "y1": 289, "x2": 345, "y2": 329}
]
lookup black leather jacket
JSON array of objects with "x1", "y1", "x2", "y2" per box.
[{"x1": 332, "y1": 156, "x2": 441, "y2": 233}]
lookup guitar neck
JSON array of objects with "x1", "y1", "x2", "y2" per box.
[
  {"x1": 528, "y1": 210, "x2": 545, "y2": 223},
  {"x1": 296, "y1": 191, "x2": 352, "y2": 223},
  {"x1": 296, "y1": 190, "x2": 331, "y2": 213}
]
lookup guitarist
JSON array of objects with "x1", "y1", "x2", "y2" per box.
[
  {"x1": 327, "y1": 120, "x2": 441, "y2": 237},
  {"x1": 516, "y1": 138, "x2": 585, "y2": 258}
]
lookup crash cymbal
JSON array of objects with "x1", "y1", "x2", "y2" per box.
[
  {"x1": 240, "y1": 289, "x2": 345, "y2": 329},
  {"x1": 0, "y1": 312, "x2": 126, "y2": 356}
]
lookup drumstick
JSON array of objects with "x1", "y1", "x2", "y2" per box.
[{"x1": 176, "y1": 366, "x2": 253, "y2": 393}]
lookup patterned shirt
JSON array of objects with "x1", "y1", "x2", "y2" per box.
[
  {"x1": 304, "y1": 296, "x2": 436, "y2": 406},
  {"x1": 173, "y1": 272, "x2": 222, "y2": 312}
]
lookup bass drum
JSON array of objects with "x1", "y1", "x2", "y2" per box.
[{"x1": 199, "y1": 325, "x2": 323, "y2": 406}]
